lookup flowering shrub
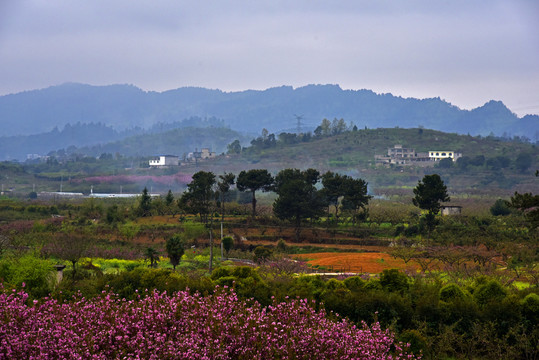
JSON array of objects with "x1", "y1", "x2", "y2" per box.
[{"x1": 0, "y1": 286, "x2": 419, "y2": 359}]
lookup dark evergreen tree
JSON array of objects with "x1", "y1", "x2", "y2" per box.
[
  {"x1": 236, "y1": 169, "x2": 274, "y2": 218},
  {"x1": 217, "y1": 172, "x2": 235, "y2": 222},
  {"x1": 273, "y1": 168, "x2": 325, "y2": 241},
  {"x1": 412, "y1": 174, "x2": 450, "y2": 237},
  {"x1": 166, "y1": 234, "x2": 185, "y2": 270},
  {"x1": 181, "y1": 171, "x2": 216, "y2": 224},
  {"x1": 137, "y1": 187, "x2": 152, "y2": 217}
]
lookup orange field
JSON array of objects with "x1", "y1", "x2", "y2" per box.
[{"x1": 294, "y1": 252, "x2": 420, "y2": 274}]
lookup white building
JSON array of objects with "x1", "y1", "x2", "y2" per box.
[
  {"x1": 149, "y1": 155, "x2": 179, "y2": 167},
  {"x1": 428, "y1": 151, "x2": 462, "y2": 162}
]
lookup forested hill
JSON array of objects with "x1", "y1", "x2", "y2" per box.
[
  {"x1": 60, "y1": 126, "x2": 250, "y2": 159},
  {"x1": 0, "y1": 117, "x2": 227, "y2": 161},
  {"x1": 1, "y1": 83, "x2": 537, "y2": 138}
]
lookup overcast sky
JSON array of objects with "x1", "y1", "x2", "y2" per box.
[{"x1": 0, "y1": 0, "x2": 538, "y2": 116}]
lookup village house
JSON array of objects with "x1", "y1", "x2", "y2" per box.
[
  {"x1": 185, "y1": 148, "x2": 216, "y2": 162},
  {"x1": 149, "y1": 155, "x2": 180, "y2": 167},
  {"x1": 375, "y1": 145, "x2": 430, "y2": 165},
  {"x1": 375, "y1": 144, "x2": 462, "y2": 166},
  {"x1": 428, "y1": 150, "x2": 462, "y2": 162}
]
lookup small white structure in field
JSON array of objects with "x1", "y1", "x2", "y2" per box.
[{"x1": 149, "y1": 155, "x2": 179, "y2": 167}]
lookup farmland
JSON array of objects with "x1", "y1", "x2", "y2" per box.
[{"x1": 0, "y1": 127, "x2": 538, "y2": 359}]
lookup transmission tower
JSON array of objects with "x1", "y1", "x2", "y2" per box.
[{"x1": 294, "y1": 114, "x2": 304, "y2": 134}]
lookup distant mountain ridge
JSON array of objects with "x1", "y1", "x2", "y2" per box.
[{"x1": 0, "y1": 83, "x2": 537, "y2": 139}]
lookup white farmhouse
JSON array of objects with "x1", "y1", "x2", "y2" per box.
[
  {"x1": 149, "y1": 155, "x2": 180, "y2": 167},
  {"x1": 428, "y1": 151, "x2": 462, "y2": 162}
]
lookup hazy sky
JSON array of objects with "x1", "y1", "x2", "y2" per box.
[{"x1": 0, "y1": 0, "x2": 538, "y2": 116}]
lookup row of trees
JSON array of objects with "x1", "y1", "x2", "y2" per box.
[
  {"x1": 174, "y1": 169, "x2": 371, "y2": 239},
  {"x1": 441, "y1": 153, "x2": 535, "y2": 173},
  {"x1": 230, "y1": 118, "x2": 357, "y2": 154}
]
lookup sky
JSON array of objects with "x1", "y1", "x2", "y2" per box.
[{"x1": 0, "y1": 0, "x2": 538, "y2": 116}]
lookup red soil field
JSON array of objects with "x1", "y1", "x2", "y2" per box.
[{"x1": 294, "y1": 252, "x2": 420, "y2": 274}]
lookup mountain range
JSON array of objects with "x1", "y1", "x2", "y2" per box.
[{"x1": 0, "y1": 83, "x2": 537, "y2": 160}]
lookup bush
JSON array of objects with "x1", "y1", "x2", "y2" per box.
[
  {"x1": 490, "y1": 199, "x2": 512, "y2": 216},
  {"x1": 521, "y1": 293, "x2": 539, "y2": 326},
  {"x1": 343, "y1": 276, "x2": 365, "y2": 292},
  {"x1": 439, "y1": 283, "x2": 466, "y2": 303},
  {"x1": 380, "y1": 269, "x2": 409, "y2": 293},
  {"x1": 473, "y1": 279, "x2": 507, "y2": 306},
  {"x1": 0, "y1": 254, "x2": 55, "y2": 299},
  {"x1": 253, "y1": 246, "x2": 272, "y2": 263}
]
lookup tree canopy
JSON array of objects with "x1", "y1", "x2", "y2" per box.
[
  {"x1": 166, "y1": 234, "x2": 186, "y2": 270},
  {"x1": 237, "y1": 169, "x2": 274, "y2": 217},
  {"x1": 273, "y1": 168, "x2": 325, "y2": 241},
  {"x1": 412, "y1": 174, "x2": 450, "y2": 215},
  {"x1": 181, "y1": 171, "x2": 216, "y2": 224}
]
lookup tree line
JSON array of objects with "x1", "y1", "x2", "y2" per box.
[{"x1": 150, "y1": 168, "x2": 372, "y2": 241}]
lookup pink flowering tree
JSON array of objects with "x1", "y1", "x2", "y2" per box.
[{"x1": 0, "y1": 286, "x2": 419, "y2": 359}]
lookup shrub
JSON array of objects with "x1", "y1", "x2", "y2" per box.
[
  {"x1": 439, "y1": 283, "x2": 466, "y2": 303},
  {"x1": 343, "y1": 276, "x2": 365, "y2": 292},
  {"x1": 380, "y1": 269, "x2": 409, "y2": 292},
  {"x1": 521, "y1": 293, "x2": 539, "y2": 325},
  {"x1": 0, "y1": 254, "x2": 54, "y2": 299},
  {"x1": 473, "y1": 279, "x2": 507, "y2": 306},
  {"x1": 490, "y1": 199, "x2": 512, "y2": 216},
  {"x1": 253, "y1": 246, "x2": 272, "y2": 263}
]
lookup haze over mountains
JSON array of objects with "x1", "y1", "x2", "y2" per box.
[{"x1": 0, "y1": 83, "x2": 537, "y2": 160}]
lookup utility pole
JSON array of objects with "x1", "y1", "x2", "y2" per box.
[{"x1": 208, "y1": 216, "x2": 214, "y2": 273}]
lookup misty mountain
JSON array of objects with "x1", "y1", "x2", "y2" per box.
[{"x1": 0, "y1": 83, "x2": 537, "y2": 139}]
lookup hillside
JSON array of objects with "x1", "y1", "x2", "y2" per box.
[
  {"x1": 183, "y1": 128, "x2": 539, "y2": 194},
  {"x1": 66, "y1": 126, "x2": 250, "y2": 158},
  {"x1": 1, "y1": 83, "x2": 536, "y2": 139},
  {"x1": 0, "y1": 117, "x2": 230, "y2": 161}
]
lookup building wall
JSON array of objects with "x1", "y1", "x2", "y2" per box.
[
  {"x1": 149, "y1": 156, "x2": 179, "y2": 167},
  {"x1": 428, "y1": 151, "x2": 461, "y2": 161}
]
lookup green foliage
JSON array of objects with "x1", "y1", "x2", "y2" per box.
[
  {"x1": 521, "y1": 293, "x2": 539, "y2": 326},
  {"x1": 137, "y1": 187, "x2": 152, "y2": 217},
  {"x1": 118, "y1": 222, "x2": 140, "y2": 241},
  {"x1": 236, "y1": 169, "x2": 273, "y2": 217},
  {"x1": 106, "y1": 204, "x2": 125, "y2": 224},
  {"x1": 0, "y1": 254, "x2": 55, "y2": 299},
  {"x1": 515, "y1": 152, "x2": 533, "y2": 173},
  {"x1": 166, "y1": 234, "x2": 185, "y2": 270},
  {"x1": 222, "y1": 236, "x2": 234, "y2": 254},
  {"x1": 276, "y1": 239, "x2": 287, "y2": 253},
  {"x1": 145, "y1": 247, "x2": 159, "y2": 268},
  {"x1": 490, "y1": 198, "x2": 512, "y2": 216},
  {"x1": 399, "y1": 329, "x2": 428, "y2": 356},
  {"x1": 379, "y1": 269, "x2": 409, "y2": 292},
  {"x1": 439, "y1": 283, "x2": 466, "y2": 302},
  {"x1": 181, "y1": 171, "x2": 216, "y2": 224},
  {"x1": 437, "y1": 157, "x2": 453, "y2": 169},
  {"x1": 412, "y1": 174, "x2": 450, "y2": 215},
  {"x1": 253, "y1": 246, "x2": 272, "y2": 263},
  {"x1": 343, "y1": 276, "x2": 365, "y2": 292},
  {"x1": 473, "y1": 279, "x2": 507, "y2": 306},
  {"x1": 273, "y1": 168, "x2": 325, "y2": 241},
  {"x1": 227, "y1": 139, "x2": 242, "y2": 154},
  {"x1": 508, "y1": 191, "x2": 539, "y2": 230}
]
